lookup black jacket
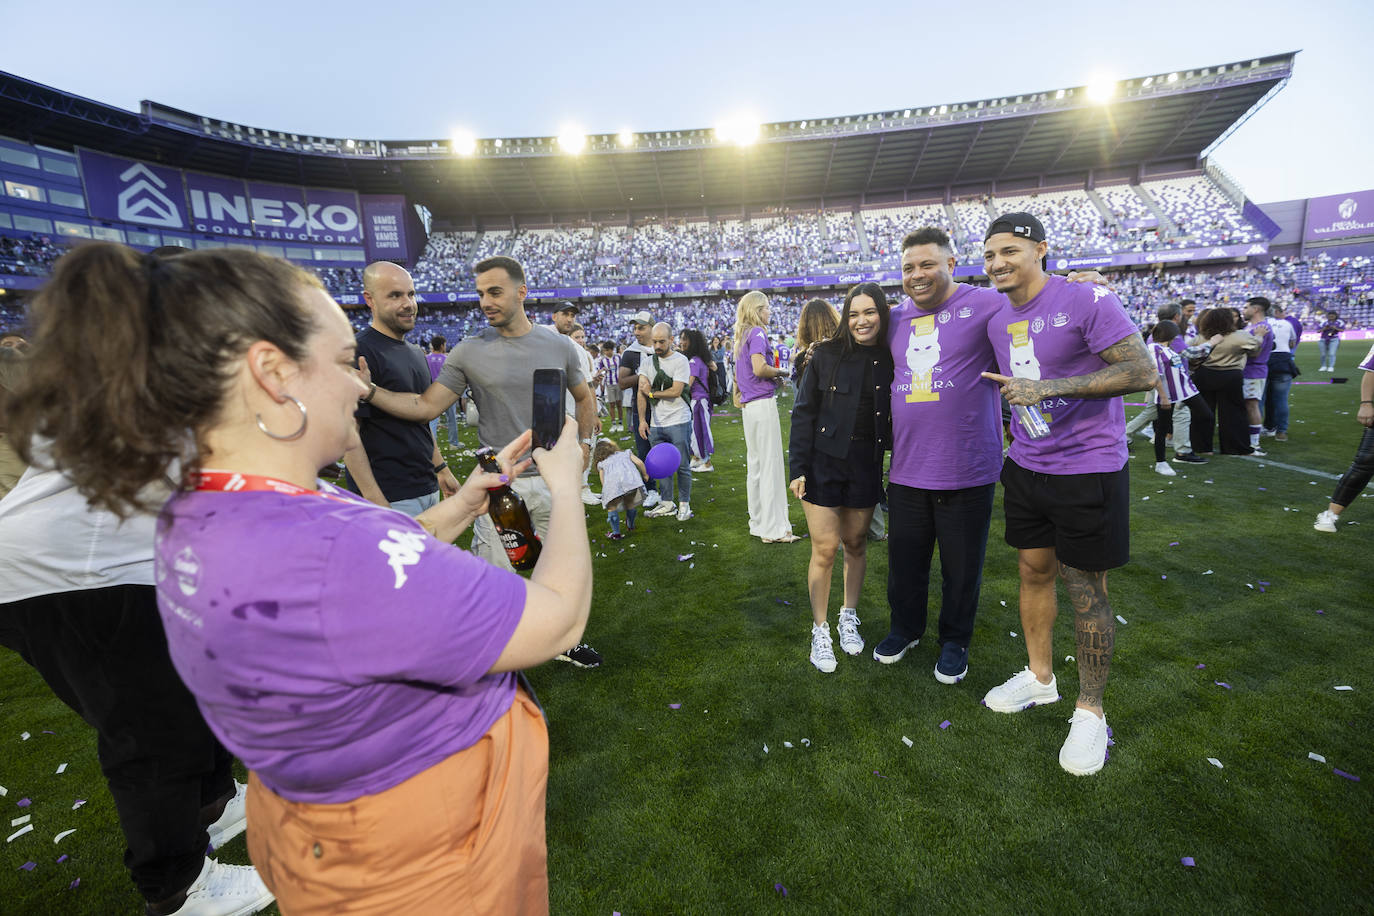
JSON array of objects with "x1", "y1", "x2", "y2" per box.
[{"x1": 788, "y1": 342, "x2": 893, "y2": 481}]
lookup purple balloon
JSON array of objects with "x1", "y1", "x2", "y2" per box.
[{"x1": 645, "y1": 442, "x2": 682, "y2": 479}]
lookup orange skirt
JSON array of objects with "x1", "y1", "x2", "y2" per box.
[{"x1": 246, "y1": 688, "x2": 549, "y2": 915}]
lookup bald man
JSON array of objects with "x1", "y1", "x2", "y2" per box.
[
  {"x1": 343, "y1": 261, "x2": 458, "y2": 516},
  {"x1": 637, "y1": 322, "x2": 694, "y2": 520}
]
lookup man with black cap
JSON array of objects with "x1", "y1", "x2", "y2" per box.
[
  {"x1": 552, "y1": 301, "x2": 601, "y2": 505},
  {"x1": 978, "y1": 212, "x2": 1157, "y2": 776},
  {"x1": 618, "y1": 310, "x2": 657, "y2": 498}
]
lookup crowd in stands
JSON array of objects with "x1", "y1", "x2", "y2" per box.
[{"x1": 0, "y1": 235, "x2": 62, "y2": 276}]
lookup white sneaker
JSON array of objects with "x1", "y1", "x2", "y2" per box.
[
  {"x1": 1249, "y1": 448, "x2": 1267, "y2": 457},
  {"x1": 809, "y1": 624, "x2": 837, "y2": 673},
  {"x1": 836, "y1": 608, "x2": 863, "y2": 655},
  {"x1": 1314, "y1": 509, "x2": 1338, "y2": 533},
  {"x1": 676, "y1": 503, "x2": 693, "y2": 521},
  {"x1": 1059, "y1": 708, "x2": 1109, "y2": 776},
  {"x1": 580, "y1": 487, "x2": 600, "y2": 506},
  {"x1": 982, "y1": 667, "x2": 1059, "y2": 713},
  {"x1": 643, "y1": 490, "x2": 661, "y2": 508},
  {"x1": 206, "y1": 781, "x2": 247, "y2": 850},
  {"x1": 162, "y1": 857, "x2": 274, "y2": 916},
  {"x1": 1153, "y1": 461, "x2": 1177, "y2": 477},
  {"x1": 645, "y1": 501, "x2": 676, "y2": 518}
]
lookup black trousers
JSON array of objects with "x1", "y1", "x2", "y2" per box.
[
  {"x1": 0, "y1": 585, "x2": 233, "y2": 903},
  {"x1": 1333, "y1": 426, "x2": 1374, "y2": 508},
  {"x1": 1192, "y1": 366, "x2": 1249, "y2": 454},
  {"x1": 886, "y1": 482, "x2": 996, "y2": 648}
]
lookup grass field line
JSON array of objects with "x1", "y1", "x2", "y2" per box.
[{"x1": 1236, "y1": 454, "x2": 1342, "y2": 480}]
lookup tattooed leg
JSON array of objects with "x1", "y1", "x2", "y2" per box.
[
  {"x1": 1062, "y1": 565, "x2": 1113, "y2": 715},
  {"x1": 1017, "y1": 547, "x2": 1059, "y2": 683}
]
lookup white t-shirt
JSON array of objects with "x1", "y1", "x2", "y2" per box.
[
  {"x1": 1269, "y1": 317, "x2": 1296, "y2": 354},
  {"x1": 0, "y1": 459, "x2": 168, "y2": 603},
  {"x1": 638, "y1": 350, "x2": 692, "y2": 428},
  {"x1": 567, "y1": 340, "x2": 595, "y2": 416}
]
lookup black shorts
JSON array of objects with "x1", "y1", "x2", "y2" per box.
[
  {"x1": 1000, "y1": 457, "x2": 1129, "y2": 571},
  {"x1": 803, "y1": 440, "x2": 884, "y2": 509}
]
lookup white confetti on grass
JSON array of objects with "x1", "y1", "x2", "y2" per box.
[
  {"x1": 0, "y1": 785, "x2": 7, "y2": 797},
  {"x1": 783, "y1": 741, "x2": 794, "y2": 748},
  {"x1": 10, "y1": 816, "x2": 30, "y2": 827},
  {"x1": 55, "y1": 763, "x2": 67, "y2": 775},
  {"x1": 901, "y1": 736, "x2": 913, "y2": 748},
  {"x1": 6, "y1": 823, "x2": 34, "y2": 842},
  {"x1": 20, "y1": 732, "x2": 29, "y2": 741},
  {"x1": 1202, "y1": 569, "x2": 1214, "y2": 575},
  {"x1": 1309, "y1": 752, "x2": 1327, "y2": 763},
  {"x1": 53, "y1": 829, "x2": 76, "y2": 844},
  {"x1": 1334, "y1": 685, "x2": 1354, "y2": 691},
  {"x1": 1115, "y1": 615, "x2": 1128, "y2": 625},
  {"x1": 1207, "y1": 757, "x2": 1224, "y2": 769}
]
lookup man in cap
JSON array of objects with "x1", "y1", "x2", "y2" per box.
[
  {"x1": 979, "y1": 212, "x2": 1157, "y2": 776},
  {"x1": 618, "y1": 310, "x2": 659, "y2": 505},
  {"x1": 552, "y1": 301, "x2": 602, "y2": 505}
]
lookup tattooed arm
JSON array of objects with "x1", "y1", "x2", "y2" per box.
[{"x1": 982, "y1": 332, "x2": 1158, "y2": 406}]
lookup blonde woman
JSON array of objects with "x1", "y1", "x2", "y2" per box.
[{"x1": 733, "y1": 291, "x2": 798, "y2": 543}]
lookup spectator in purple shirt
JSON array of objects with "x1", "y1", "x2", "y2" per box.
[
  {"x1": 1319, "y1": 310, "x2": 1345, "y2": 371},
  {"x1": 426, "y1": 335, "x2": 462, "y2": 447}
]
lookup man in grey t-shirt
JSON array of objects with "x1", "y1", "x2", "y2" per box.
[{"x1": 365, "y1": 255, "x2": 603, "y2": 668}]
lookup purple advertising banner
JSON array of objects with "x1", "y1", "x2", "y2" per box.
[
  {"x1": 245, "y1": 182, "x2": 308, "y2": 242},
  {"x1": 304, "y1": 187, "x2": 364, "y2": 244},
  {"x1": 1303, "y1": 189, "x2": 1374, "y2": 241},
  {"x1": 360, "y1": 195, "x2": 408, "y2": 262},
  {"x1": 185, "y1": 171, "x2": 250, "y2": 237},
  {"x1": 77, "y1": 149, "x2": 189, "y2": 231}
]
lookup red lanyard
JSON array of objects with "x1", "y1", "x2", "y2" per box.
[{"x1": 193, "y1": 469, "x2": 360, "y2": 506}]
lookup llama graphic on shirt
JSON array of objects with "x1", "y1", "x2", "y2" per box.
[
  {"x1": 1005, "y1": 320, "x2": 1042, "y2": 380},
  {"x1": 904, "y1": 315, "x2": 942, "y2": 403}
]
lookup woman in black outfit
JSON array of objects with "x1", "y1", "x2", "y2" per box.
[{"x1": 787, "y1": 282, "x2": 893, "y2": 674}]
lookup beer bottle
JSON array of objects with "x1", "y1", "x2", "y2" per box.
[{"x1": 475, "y1": 447, "x2": 542, "y2": 571}]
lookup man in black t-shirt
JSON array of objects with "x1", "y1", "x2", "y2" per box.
[
  {"x1": 345, "y1": 262, "x2": 458, "y2": 515},
  {"x1": 618, "y1": 310, "x2": 655, "y2": 462}
]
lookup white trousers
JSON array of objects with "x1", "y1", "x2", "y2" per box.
[
  {"x1": 742, "y1": 397, "x2": 793, "y2": 539},
  {"x1": 1125, "y1": 401, "x2": 1193, "y2": 454}
]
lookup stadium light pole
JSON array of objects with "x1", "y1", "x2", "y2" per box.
[
  {"x1": 451, "y1": 130, "x2": 476, "y2": 156},
  {"x1": 558, "y1": 128, "x2": 587, "y2": 155}
]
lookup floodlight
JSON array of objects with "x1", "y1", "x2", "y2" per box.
[
  {"x1": 451, "y1": 130, "x2": 476, "y2": 156},
  {"x1": 1085, "y1": 75, "x2": 1116, "y2": 103},
  {"x1": 1167, "y1": 72, "x2": 1179, "y2": 83},
  {"x1": 618, "y1": 128, "x2": 634, "y2": 147},
  {"x1": 558, "y1": 128, "x2": 587, "y2": 154},
  {"x1": 1143, "y1": 76, "x2": 1153, "y2": 87},
  {"x1": 715, "y1": 115, "x2": 761, "y2": 146}
]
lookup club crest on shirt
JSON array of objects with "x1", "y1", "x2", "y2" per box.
[
  {"x1": 173, "y1": 547, "x2": 201, "y2": 597},
  {"x1": 1051, "y1": 312, "x2": 1070, "y2": 328},
  {"x1": 378, "y1": 529, "x2": 427, "y2": 589},
  {"x1": 938, "y1": 309, "x2": 952, "y2": 324},
  {"x1": 1031, "y1": 317, "x2": 1046, "y2": 334}
]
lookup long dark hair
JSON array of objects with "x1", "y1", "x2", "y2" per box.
[
  {"x1": 1198, "y1": 307, "x2": 1235, "y2": 339},
  {"x1": 679, "y1": 328, "x2": 711, "y2": 362},
  {"x1": 9, "y1": 243, "x2": 322, "y2": 517},
  {"x1": 825, "y1": 282, "x2": 890, "y2": 353}
]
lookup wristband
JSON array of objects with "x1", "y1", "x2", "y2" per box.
[
  {"x1": 360, "y1": 381, "x2": 377, "y2": 404},
  {"x1": 433, "y1": 461, "x2": 447, "y2": 473},
  {"x1": 1362, "y1": 400, "x2": 1374, "y2": 405}
]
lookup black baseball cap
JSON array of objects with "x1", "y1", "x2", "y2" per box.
[
  {"x1": 553, "y1": 301, "x2": 579, "y2": 314},
  {"x1": 985, "y1": 212, "x2": 1047, "y2": 243}
]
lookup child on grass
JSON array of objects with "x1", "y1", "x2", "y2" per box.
[{"x1": 594, "y1": 437, "x2": 648, "y2": 539}]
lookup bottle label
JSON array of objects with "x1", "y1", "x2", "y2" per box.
[{"x1": 499, "y1": 528, "x2": 531, "y2": 562}]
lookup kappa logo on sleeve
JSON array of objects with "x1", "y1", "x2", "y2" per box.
[
  {"x1": 378, "y1": 529, "x2": 428, "y2": 589},
  {"x1": 1092, "y1": 285, "x2": 1111, "y2": 302}
]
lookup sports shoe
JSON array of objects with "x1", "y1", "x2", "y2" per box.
[
  {"x1": 1059, "y1": 708, "x2": 1109, "y2": 776},
  {"x1": 676, "y1": 503, "x2": 693, "y2": 521},
  {"x1": 1174, "y1": 452, "x2": 1208, "y2": 464},
  {"x1": 148, "y1": 857, "x2": 273, "y2": 916},
  {"x1": 872, "y1": 633, "x2": 919, "y2": 664},
  {"x1": 555, "y1": 644, "x2": 603, "y2": 668},
  {"x1": 809, "y1": 623, "x2": 837, "y2": 673},
  {"x1": 1249, "y1": 448, "x2": 1267, "y2": 457},
  {"x1": 643, "y1": 490, "x2": 661, "y2": 508},
  {"x1": 982, "y1": 667, "x2": 1059, "y2": 713},
  {"x1": 205, "y1": 781, "x2": 247, "y2": 850},
  {"x1": 1153, "y1": 461, "x2": 1177, "y2": 477},
  {"x1": 1275, "y1": 432, "x2": 1288, "y2": 441},
  {"x1": 1314, "y1": 509, "x2": 1338, "y2": 533},
  {"x1": 581, "y1": 487, "x2": 600, "y2": 506},
  {"x1": 696, "y1": 462, "x2": 714, "y2": 472},
  {"x1": 836, "y1": 608, "x2": 863, "y2": 655},
  {"x1": 934, "y1": 642, "x2": 968, "y2": 684},
  {"x1": 606, "y1": 531, "x2": 624, "y2": 540},
  {"x1": 645, "y1": 501, "x2": 676, "y2": 518},
  {"x1": 1261, "y1": 428, "x2": 1276, "y2": 438}
]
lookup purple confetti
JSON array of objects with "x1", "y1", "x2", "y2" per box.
[
  {"x1": 56, "y1": 855, "x2": 68, "y2": 864},
  {"x1": 1161, "y1": 574, "x2": 1168, "y2": 580},
  {"x1": 1258, "y1": 580, "x2": 1270, "y2": 586},
  {"x1": 1215, "y1": 682, "x2": 1232, "y2": 689},
  {"x1": 773, "y1": 882, "x2": 789, "y2": 897},
  {"x1": 19, "y1": 861, "x2": 35, "y2": 871},
  {"x1": 676, "y1": 553, "x2": 694, "y2": 562},
  {"x1": 71, "y1": 799, "x2": 86, "y2": 810},
  {"x1": 1259, "y1": 587, "x2": 1266, "y2": 593},
  {"x1": 873, "y1": 770, "x2": 887, "y2": 778},
  {"x1": 1258, "y1": 487, "x2": 1267, "y2": 491},
  {"x1": 1106, "y1": 725, "x2": 1114, "y2": 738},
  {"x1": 1181, "y1": 856, "x2": 1196, "y2": 867},
  {"x1": 1317, "y1": 609, "x2": 1325, "y2": 615},
  {"x1": 776, "y1": 599, "x2": 791, "y2": 605},
  {"x1": 68, "y1": 879, "x2": 80, "y2": 890},
  {"x1": 16, "y1": 798, "x2": 30, "y2": 808},
  {"x1": 1333, "y1": 768, "x2": 1360, "y2": 782},
  {"x1": 1195, "y1": 663, "x2": 1206, "y2": 669},
  {"x1": 645, "y1": 589, "x2": 651, "y2": 594},
  {"x1": 41, "y1": 731, "x2": 55, "y2": 735},
  {"x1": 1169, "y1": 541, "x2": 1180, "y2": 546},
  {"x1": 668, "y1": 703, "x2": 681, "y2": 710},
  {"x1": 939, "y1": 720, "x2": 951, "y2": 730}
]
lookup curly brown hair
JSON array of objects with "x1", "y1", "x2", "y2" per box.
[{"x1": 9, "y1": 243, "x2": 322, "y2": 518}]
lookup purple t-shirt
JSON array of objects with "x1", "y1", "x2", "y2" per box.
[
  {"x1": 1285, "y1": 315, "x2": 1303, "y2": 343},
  {"x1": 887, "y1": 284, "x2": 1003, "y2": 489},
  {"x1": 736, "y1": 326, "x2": 776, "y2": 403},
  {"x1": 1359, "y1": 342, "x2": 1374, "y2": 373},
  {"x1": 987, "y1": 275, "x2": 1139, "y2": 474},
  {"x1": 1243, "y1": 321, "x2": 1274, "y2": 380},
  {"x1": 154, "y1": 483, "x2": 526, "y2": 804},
  {"x1": 425, "y1": 350, "x2": 447, "y2": 382},
  {"x1": 688, "y1": 356, "x2": 710, "y2": 400}
]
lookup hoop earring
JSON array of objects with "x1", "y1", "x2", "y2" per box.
[{"x1": 255, "y1": 395, "x2": 308, "y2": 441}]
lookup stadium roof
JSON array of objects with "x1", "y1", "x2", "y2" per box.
[{"x1": 0, "y1": 54, "x2": 1295, "y2": 220}]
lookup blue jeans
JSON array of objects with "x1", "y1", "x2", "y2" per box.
[
  {"x1": 886, "y1": 482, "x2": 996, "y2": 648},
  {"x1": 389, "y1": 489, "x2": 440, "y2": 518},
  {"x1": 648, "y1": 421, "x2": 693, "y2": 504},
  {"x1": 1263, "y1": 371, "x2": 1293, "y2": 433},
  {"x1": 1319, "y1": 338, "x2": 1340, "y2": 370},
  {"x1": 429, "y1": 401, "x2": 461, "y2": 447}
]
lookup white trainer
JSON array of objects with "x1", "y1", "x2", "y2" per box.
[
  {"x1": 643, "y1": 490, "x2": 661, "y2": 508},
  {"x1": 982, "y1": 667, "x2": 1060, "y2": 713},
  {"x1": 206, "y1": 781, "x2": 247, "y2": 850},
  {"x1": 1153, "y1": 461, "x2": 1177, "y2": 477},
  {"x1": 645, "y1": 501, "x2": 676, "y2": 518},
  {"x1": 809, "y1": 624, "x2": 837, "y2": 673},
  {"x1": 1314, "y1": 509, "x2": 1338, "y2": 533},
  {"x1": 836, "y1": 608, "x2": 864, "y2": 656},
  {"x1": 676, "y1": 503, "x2": 693, "y2": 521},
  {"x1": 1059, "y1": 708, "x2": 1110, "y2": 776},
  {"x1": 163, "y1": 857, "x2": 274, "y2": 916}
]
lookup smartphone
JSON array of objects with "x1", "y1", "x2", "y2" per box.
[{"x1": 532, "y1": 368, "x2": 567, "y2": 451}]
